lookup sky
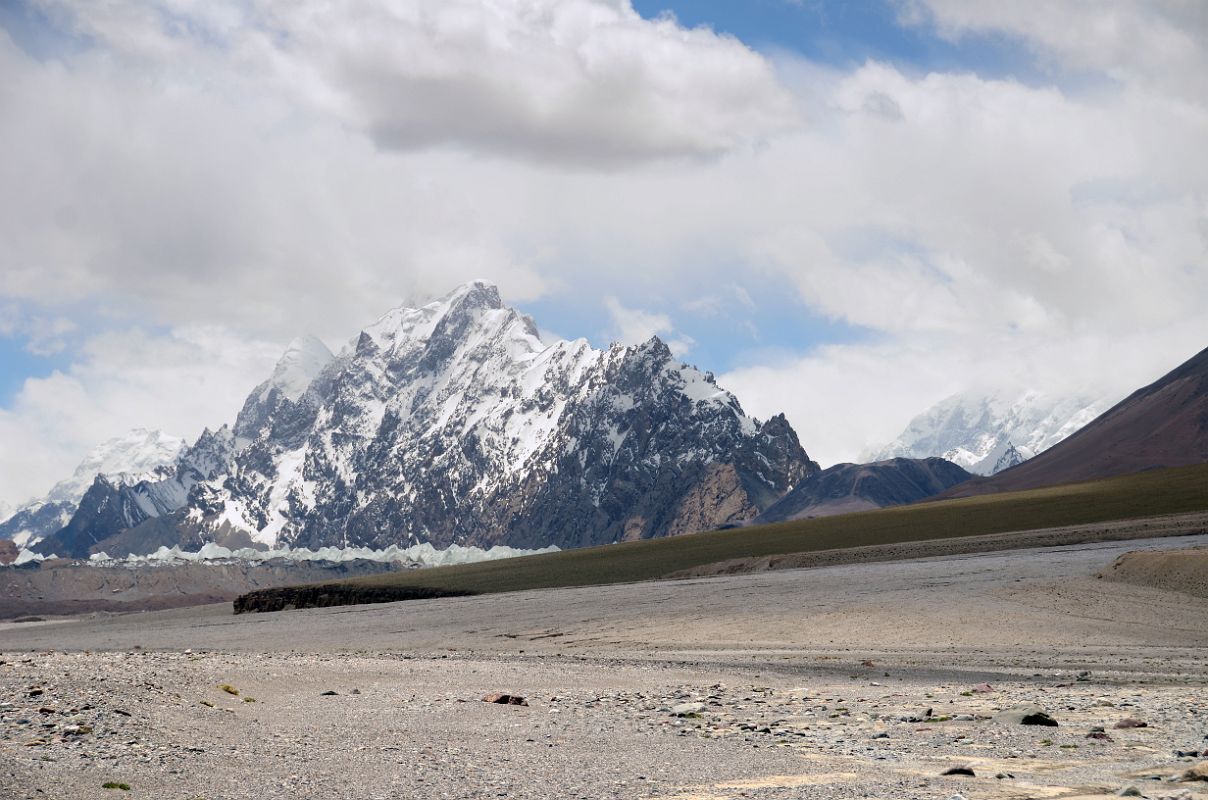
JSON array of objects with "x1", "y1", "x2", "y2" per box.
[{"x1": 1, "y1": 0, "x2": 1207, "y2": 507}]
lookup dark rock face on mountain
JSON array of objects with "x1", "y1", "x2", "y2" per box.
[
  {"x1": 0, "y1": 538, "x2": 16, "y2": 565},
  {"x1": 0, "y1": 501, "x2": 74, "y2": 549},
  {"x1": 33, "y1": 428, "x2": 237, "y2": 558},
  {"x1": 944, "y1": 344, "x2": 1208, "y2": 497},
  {"x1": 756, "y1": 457, "x2": 972, "y2": 523},
  {"x1": 36, "y1": 282, "x2": 818, "y2": 554},
  {"x1": 3, "y1": 428, "x2": 188, "y2": 552}
]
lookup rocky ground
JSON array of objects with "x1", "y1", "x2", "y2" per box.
[{"x1": 3, "y1": 533, "x2": 1208, "y2": 799}]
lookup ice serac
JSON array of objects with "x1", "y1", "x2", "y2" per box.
[
  {"x1": 55, "y1": 281, "x2": 817, "y2": 555},
  {"x1": 869, "y1": 390, "x2": 1112, "y2": 476}
]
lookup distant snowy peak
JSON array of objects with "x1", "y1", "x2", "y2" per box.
[
  {"x1": 1, "y1": 428, "x2": 187, "y2": 548},
  {"x1": 871, "y1": 390, "x2": 1112, "y2": 476},
  {"x1": 47, "y1": 428, "x2": 187, "y2": 505},
  {"x1": 266, "y1": 336, "x2": 334, "y2": 402}
]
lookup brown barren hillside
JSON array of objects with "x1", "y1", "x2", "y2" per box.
[{"x1": 944, "y1": 344, "x2": 1208, "y2": 497}]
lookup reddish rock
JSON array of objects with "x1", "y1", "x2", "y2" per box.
[{"x1": 1114, "y1": 718, "x2": 1149, "y2": 729}]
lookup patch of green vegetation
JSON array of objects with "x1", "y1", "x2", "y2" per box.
[
  {"x1": 102, "y1": 782, "x2": 130, "y2": 791},
  {"x1": 238, "y1": 463, "x2": 1208, "y2": 609},
  {"x1": 199, "y1": 700, "x2": 214, "y2": 708},
  {"x1": 1040, "y1": 739, "x2": 1053, "y2": 746},
  {"x1": 959, "y1": 691, "x2": 973, "y2": 697},
  {"x1": 1060, "y1": 744, "x2": 1079, "y2": 749},
  {"x1": 218, "y1": 684, "x2": 239, "y2": 696},
  {"x1": 242, "y1": 697, "x2": 256, "y2": 703}
]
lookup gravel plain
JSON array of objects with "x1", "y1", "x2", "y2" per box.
[{"x1": 3, "y1": 533, "x2": 1208, "y2": 799}]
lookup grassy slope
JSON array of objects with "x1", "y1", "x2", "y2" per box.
[{"x1": 282, "y1": 463, "x2": 1208, "y2": 598}]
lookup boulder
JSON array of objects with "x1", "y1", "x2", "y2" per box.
[
  {"x1": 994, "y1": 707, "x2": 1058, "y2": 727},
  {"x1": 482, "y1": 693, "x2": 528, "y2": 706}
]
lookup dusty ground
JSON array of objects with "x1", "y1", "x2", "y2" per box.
[
  {"x1": 1100, "y1": 547, "x2": 1208, "y2": 598},
  {"x1": 0, "y1": 558, "x2": 408, "y2": 620},
  {"x1": 3, "y1": 533, "x2": 1208, "y2": 799}
]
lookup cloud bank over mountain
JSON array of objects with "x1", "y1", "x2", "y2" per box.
[{"x1": 0, "y1": 0, "x2": 1205, "y2": 505}]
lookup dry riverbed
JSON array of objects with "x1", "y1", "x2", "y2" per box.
[
  {"x1": 3, "y1": 533, "x2": 1208, "y2": 798},
  {"x1": 3, "y1": 651, "x2": 1208, "y2": 800}
]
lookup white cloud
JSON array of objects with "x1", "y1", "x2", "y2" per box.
[
  {"x1": 899, "y1": 0, "x2": 1208, "y2": 101},
  {"x1": 603, "y1": 296, "x2": 693, "y2": 356},
  {"x1": 0, "y1": 326, "x2": 281, "y2": 505},
  {"x1": 1, "y1": 0, "x2": 1206, "y2": 493},
  {"x1": 34, "y1": 0, "x2": 796, "y2": 166}
]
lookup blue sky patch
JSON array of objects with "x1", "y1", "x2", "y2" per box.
[
  {"x1": 632, "y1": 0, "x2": 1049, "y2": 85},
  {"x1": 0, "y1": 335, "x2": 69, "y2": 405}
]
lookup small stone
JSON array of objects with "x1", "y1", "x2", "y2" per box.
[
  {"x1": 1087, "y1": 731, "x2": 1114, "y2": 741},
  {"x1": 319, "y1": 691, "x2": 338, "y2": 696},
  {"x1": 872, "y1": 732, "x2": 889, "y2": 740},
  {"x1": 1115, "y1": 718, "x2": 1148, "y2": 729},
  {"x1": 1116, "y1": 787, "x2": 1143, "y2": 797},
  {"x1": 971, "y1": 683, "x2": 993, "y2": 693},
  {"x1": 671, "y1": 702, "x2": 705, "y2": 716}
]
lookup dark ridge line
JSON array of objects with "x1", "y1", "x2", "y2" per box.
[{"x1": 234, "y1": 584, "x2": 477, "y2": 614}]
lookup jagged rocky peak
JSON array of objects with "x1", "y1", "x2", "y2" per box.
[
  {"x1": 31, "y1": 280, "x2": 820, "y2": 555},
  {"x1": 992, "y1": 442, "x2": 1026, "y2": 473},
  {"x1": 267, "y1": 336, "x2": 334, "y2": 402},
  {"x1": 235, "y1": 336, "x2": 334, "y2": 445},
  {"x1": 360, "y1": 280, "x2": 519, "y2": 352}
]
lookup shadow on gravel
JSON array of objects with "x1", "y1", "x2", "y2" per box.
[{"x1": 233, "y1": 584, "x2": 476, "y2": 614}]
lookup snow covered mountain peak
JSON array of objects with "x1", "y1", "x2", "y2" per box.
[
  {"x1": 33, "y1": 282, "x2": 818, "y2": 557},
  {"x1": 869, "y1": 388, "x2": 1112, "y2": 475},
  {"x1": 0, "y1": 427, "x2": 187, "y2": 548},
  {"x1": 360, "y1": 280, "x2": 522, "y2": 352},
  {"x1": 267, "y1": 336, "x2": 334, "y2": 402},
  {"x1": 47, "y1": 428, "x2": 187, "y2": 504}
]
